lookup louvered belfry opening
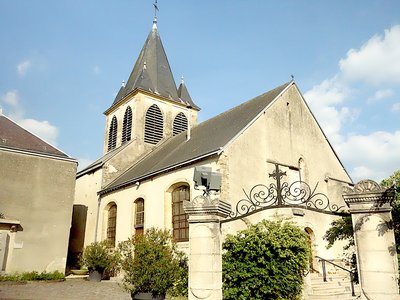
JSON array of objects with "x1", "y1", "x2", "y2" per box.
[
  {"x1": 107, "y1": 116, "x2": 118, "y2": 151},
  {"x1": 144, "y1": 104, "x2": 163, "y2": 144},
  {"x1": 122, "y1": 106, "x2": 132, "y2": 144},
  {"x1": 173, "y1": 112, "x2": 188, "y2": 136},
  {"x1": 172, "y1": 185, "x2": 189, "y2": 242}
]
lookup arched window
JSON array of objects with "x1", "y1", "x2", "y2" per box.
[
  {"x1": 107, "y1": 203, "x2": 117, "y2": 247},
  {"x1": 172, "y1": 185, "x2": 189, "y2": 242},
  {"x1": 122, "y1": 106, "x2": 132, "y2": 144},
  {"x1": 144, "y1": 104, "x2": 163, "y2": 144},
  {"x1": 173, "y1": 112, "x2": 188, "y2": 136},
  {"x1": 134, "y1": 198, "x2": 144, "y2": 236},
  {"x1": 107, "y1": 116, "x2": 118, "y2": 151},
  {"x1": 298, "y1": 157, "x2": 307, "y2": 182}
]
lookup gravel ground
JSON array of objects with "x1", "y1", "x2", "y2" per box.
[{"x1": 0, "y1": 277, "x2": 132, "y2": 300}]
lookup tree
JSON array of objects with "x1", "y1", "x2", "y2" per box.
[
  {"x1": 381, "y1": 170, "x2": 400, "y2": 252},
  {"x1": 222, "y1": 219, "x2": 311, "y2": 300}
]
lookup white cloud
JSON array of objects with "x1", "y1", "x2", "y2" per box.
[
  {"x1": 305, "y1": 25, "x2": 400, "y2": 182},
  {"x1": 1, "y1": 90, "x2": 19, "y2": 106},
  {"x1": 304, "y1": 77, "x2": 348, "y2": 106},
  {"x1": 304, "y1": 77, "x2": 356, "y2": 144},
  {"x1": 339, "y1": 25, "x2": 400, "y2": 84},
  {"x1": 336, "y1": 131, "x2": 400, "y2": 182},
  {"x1": 368, "y1": 89, "x2": 394, "y2": 103},
  {"x1": 17, "y1": 118, "x2": 59, "y2": 146},
  {"x1": 392, "y1": 103, "x2": 400, "y2": 112},
  {"x1": 0, "y1": 90, "x2": 59, "y2": 146},
  {"x1": 17, "y1": 60, "x2": 32, "y2": 77}
]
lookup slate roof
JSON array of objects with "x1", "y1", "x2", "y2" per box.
[
  {"x1": 178, "y1": 80, "x2": 199, "y2": 110},
  {"x1": 109, "y1": 19, "x2": 199, "y2": 111},
  {"x1": 99, "y1": 81, "x2": 292, "y2": 195},
  {"x1": 0, "y1": 115, "x2": 69, "y2": 158}
]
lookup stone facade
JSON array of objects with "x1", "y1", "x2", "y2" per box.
[{"x1": 343, "y1": 180, "x2": 399, "y2": 299}]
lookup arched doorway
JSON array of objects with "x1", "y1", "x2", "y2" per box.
[{"x1": 304, "y1": 227, "x2": 317, "y2": 272}]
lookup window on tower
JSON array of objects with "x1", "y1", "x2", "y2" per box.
[
  {"x1": 122, "y1": 106, "x2": 132, "y2": 144},
  {"x1": 173, "y1": 112, "x2": 188, "y2": 136},
  {"x1": 144, "y1": 104, "x2": 163, "y2": 144},
  {"x1": 107, "y1": 116, "x2": 118, "y2": 151}
]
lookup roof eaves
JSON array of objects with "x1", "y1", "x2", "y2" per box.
[
  {"x1": 0, "y1": 145, "x2": 77, "y2": 164},
  {"x1": 76, "y1": 160, "x2": 104, "y2": 178},
  {"x1": 98, "y1": 149, "x2": 220, "y2": 196}
]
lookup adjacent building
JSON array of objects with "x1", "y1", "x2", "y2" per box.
[{"x1": 0, "y1": 114, "x2": 77, "y2": 273}]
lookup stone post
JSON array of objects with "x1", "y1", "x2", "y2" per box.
[
  {"x1": 183, "y1": 193, "x2": 231, "y2": 300},
  {"x1": 343, "y1": 180, "x2": 399, "y2": 300}
]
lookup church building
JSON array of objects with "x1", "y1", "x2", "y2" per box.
[{"x1": 71, "y1": 16, "x2": 353, "y2": 269}]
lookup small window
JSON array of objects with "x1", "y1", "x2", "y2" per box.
[
  {"x1": 173, "y1": 112, "x2": 188, "y2": 136},
  {"x1": 107, "y1": 204, "x2": 117, "y2": 247},
  {"x1": 107, "y1": 116, "x2": 118, "y2": 151},
  {"x1": 144, "y1": 104, "x2": 163, "y2": 144},
  {"x1": 122, "y1": 106, "x2": 132, "y2": 144},
  {"x1": 134, "y1": 198, "x2": 144, "y2": 236},
  {"x1": 172, "y1": 186, "x2": 189, "y2": 242}
]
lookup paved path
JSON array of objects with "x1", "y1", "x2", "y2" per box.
[{"x1": 0, "y1": 278, "x2": 131, "y2": 300}]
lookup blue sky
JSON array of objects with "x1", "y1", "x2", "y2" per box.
[{"x1": 1, "y1": 1, "x2": 399, "y2": 182}]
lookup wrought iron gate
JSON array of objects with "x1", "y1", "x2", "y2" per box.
[{"x1": 222, "y1": 164, "x2": 348, "y2": 223}]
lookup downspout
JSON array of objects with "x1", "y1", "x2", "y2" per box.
[
  {"x1": 186, "y1": 105, "x2": 191, "y2": 141},
  {"x1": 94, "y1": 195, "x2": 101, "y2": 242}
]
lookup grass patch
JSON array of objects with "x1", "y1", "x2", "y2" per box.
[{"x1": 0, "y1": 271, "x2": 65, "y2": 282}]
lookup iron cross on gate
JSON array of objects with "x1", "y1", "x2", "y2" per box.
[{"x1": 269, "y1": 164, "x2": 287, "y2": 205}]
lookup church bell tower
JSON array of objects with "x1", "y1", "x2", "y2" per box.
[{"x1": 101, "y1": 16, "x2": 200, "y2": 185}]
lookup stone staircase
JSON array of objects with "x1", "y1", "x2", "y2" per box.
[{"x1": 306, "y1": 269, "x2": 361, "y2": 300}]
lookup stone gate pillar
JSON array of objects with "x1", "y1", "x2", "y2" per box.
[
  {"x1": 183, "y1": 194, "x2": 231, "y2": 300},
  {"x1": 343, "y1": 180, "x2": 399, "y2": 300}
]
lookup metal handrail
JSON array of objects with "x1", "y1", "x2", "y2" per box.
[{"x1": 315, "y1": 256, "x2": 356, "y2": 297}]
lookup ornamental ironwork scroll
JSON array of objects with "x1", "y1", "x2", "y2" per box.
[{"x1": 226, "y1": 164, "x2": 346, "y2": 221}]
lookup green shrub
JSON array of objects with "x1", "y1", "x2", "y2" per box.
[
  {"x1": 0, "y1": 271, "x2": 65, "y2": 281},
  {"x1": 118, "y1": 228, "x2": 188, "y2": 297},
  {"x1": 79, "y1": 240, "x2": 119, "y2": 273},
  {"x1": 222, "y1": 219, "x2": 311, "y2": 300}
]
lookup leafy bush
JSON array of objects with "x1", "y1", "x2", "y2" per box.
[
  {"x1": 222, "y1": 219, "x2": 311, "y2": 300},
  {"x1": 0, "y1": 271, "x2": 65, "y2": 281},
  {"x1": 118, "y1": 228, "x2": 188, "y2": 297},
  {"x1": 79, "y1": 240, "x2": 119, "y2": 273}
]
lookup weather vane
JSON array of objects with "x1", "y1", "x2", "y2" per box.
[{"x1": 153, "y1": 0, "x2": 159, "y2": 18}]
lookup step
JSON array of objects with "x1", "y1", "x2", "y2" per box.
[{"x1": 307, "y1": 294, "x2": 359, "y2": 300}]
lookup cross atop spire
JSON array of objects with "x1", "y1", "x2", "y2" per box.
[{"x1": 153, "y1": 1, "x2": 159, "y2": 19}]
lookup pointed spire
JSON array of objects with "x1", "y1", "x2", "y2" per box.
[
  {"x1": 178, "y1": 78, "x2": 200, "y2": 110},
  {"x1": 109, "y1": 7, "x2": 200, "y2": 111}
]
